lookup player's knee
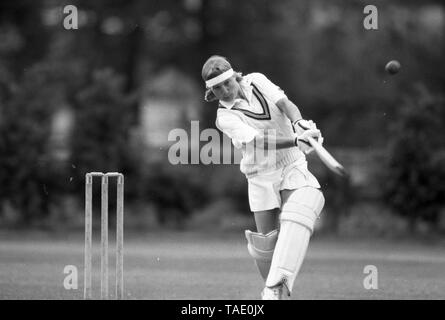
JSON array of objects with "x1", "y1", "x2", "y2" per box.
[
  {"x1": 245, "y1": 229, "x2": 278, "y2": 261},
  {"x1": 280, "y1": 187, "x2": 325, "y2": 233}
]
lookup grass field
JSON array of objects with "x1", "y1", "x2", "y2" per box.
[{"x1": 0, "y1": 230, "x2": 444, "y2": 300}]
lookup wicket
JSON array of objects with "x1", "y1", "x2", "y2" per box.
[{"x1": 84, "y1": 172, "x2": 124, "y2": 300}]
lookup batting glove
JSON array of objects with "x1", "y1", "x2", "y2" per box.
[
  {"x1": 293, "y1": 119, "x2": 324, "y2": 144},
  {"x1": 294, "y1": 129, "x2": 322, "y2": 155}
]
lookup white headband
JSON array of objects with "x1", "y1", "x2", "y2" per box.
[{"x1": 205, "y1": 69, "x2": 234, "y2": 88}]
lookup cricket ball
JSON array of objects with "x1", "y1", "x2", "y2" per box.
[{"x1": 385, "y1": 60, "x2": 401, "y2": 75}]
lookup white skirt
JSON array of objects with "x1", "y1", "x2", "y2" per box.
[{"x1": 247, "y1": 158, "x2": 321, "y2": 212}]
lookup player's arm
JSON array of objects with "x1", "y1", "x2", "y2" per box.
[
  {"x1": 276, "y1": 97, "x2": 324, "y2": 154},
  {"x1": 275, "y1": 97, "x2": 302, "y2": 124},
  {"x1": 251, "y1": 73, "x2": 303, "y2": 124},
  {"x1": 252, "y1": 134, "x2": 295, "y2": 150},
  {"x1": 251, "y1": 73, "x2": 323, "y2": 152},
  {"x1": 250, "y1": 130, "x2": 320, "y2": 150},
  {"x1": 217, "y1": 111, "x2": 309, "y2": 151}
]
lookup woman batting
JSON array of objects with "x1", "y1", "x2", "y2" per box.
[{"x1": 202, "y1": 55, "x2": 325, "y2": 300}]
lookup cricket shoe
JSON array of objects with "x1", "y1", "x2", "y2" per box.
[{"x1": 261, "y1": 284, "x2": 290, "y2": 300}]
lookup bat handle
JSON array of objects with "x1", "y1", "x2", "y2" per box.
[{"x1": 307, "y1": 136, "x2": 318, "y2": 146}]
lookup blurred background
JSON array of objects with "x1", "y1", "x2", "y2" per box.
[{"x1": 0, "y1": 0, "x2": 444, "y2": 237}]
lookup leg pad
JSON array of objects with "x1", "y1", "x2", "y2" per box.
[
  {"x1": 245, "y1": 229, "x2": 279, "y2": 281},
  {"x1": 265, "y1": 187, "x2": 325, "y2": 292}
]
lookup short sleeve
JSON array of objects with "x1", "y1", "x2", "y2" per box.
[
  {"x1": 249, "y1": 72, "x2": 287, "y2": 103},
  {"x1": 216, "y1": 111, "x2": 259, "y2": 149}
]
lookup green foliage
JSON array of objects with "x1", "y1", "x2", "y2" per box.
[
  {"x1": 141, "y1": 161, "x2": 212, "y2": 228},
  {"x1": 206, "y1": 166, "x2": 250, "y2": 214},
  {"x1": 69, "y1": 68, "x2": 136, "y2": 194},
  {"x1": 317, "y1": 171, "x2": 355, "y2": 232},
  {"x1": 0, "y1": 62, "x2": 67, "y2": 223},
  {"x1": 384, "y1": 86, "x2": 445, "y2": 228}
]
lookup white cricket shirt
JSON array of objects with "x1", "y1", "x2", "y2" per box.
[{"x1": 216, "y1": 73, "x2": 305, "y2": 178}]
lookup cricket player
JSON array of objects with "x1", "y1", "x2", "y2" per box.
[{"x1": 202, "y1": 55, "x2": 325, "y2": 300}]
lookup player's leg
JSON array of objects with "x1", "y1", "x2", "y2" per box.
[
  {"x1": 254, "y1": 210, "x2": 279, "y2": 234},
  {"x1": 245, "y1": 209, "x2": 279, "y2": 281},
  {"x1": 264, "y1": 186, "x2": 325, "y2": 299},
  {"x1": 245, "y1": 170, "x2": 282, "y2": 284}
]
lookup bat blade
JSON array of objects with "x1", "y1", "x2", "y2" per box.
[{"x1": 307, "y1": 136, "x2": 347, "y2": 177}]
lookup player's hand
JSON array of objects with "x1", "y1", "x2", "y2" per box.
[
  {"x1": 293, "y1": 119, "x2": 324, "y2": 154},
  {"x1": 297, "y1": 128, "x2": 321, "y2": 142},
  {"x1": 293, "y1": 119, "x2": 324, "y2": 145},
  {"x1": 293, "y1": 119, "x2": 312, "y2": 134},
  {"x1": 294, "y1": 129, "x2": 321, "y2": 155}
]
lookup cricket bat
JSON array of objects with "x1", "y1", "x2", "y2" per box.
[{"x1": 307, "y1": 136, "x2": 348, "y2": 177}]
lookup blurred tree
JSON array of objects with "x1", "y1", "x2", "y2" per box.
[
  {"x1": 0, "y1": 62, "x2": 68, "y2": 224},
  {"x1": 69, "y1": 68, "x2": 139, "y2": 198},
  {"x1": 0, "y1": 0, "x2": 51, "y2": 87},
  {"x1": 142, "y1": 161, "x2": 211, "y2": 229},
  {"x1": 384, "y1": 85, "x2": 445, "y2": 232},
  {"x1": 318, "y1": 172, "x2": 354, "y2": 233}
]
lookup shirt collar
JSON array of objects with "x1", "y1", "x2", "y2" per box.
[{"x1": 219, "y1": 77, "x2": 253, "y2": 109}]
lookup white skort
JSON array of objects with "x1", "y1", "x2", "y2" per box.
[{"x1": 247, "y1": 158, "x2": 321, "y2": 212}]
